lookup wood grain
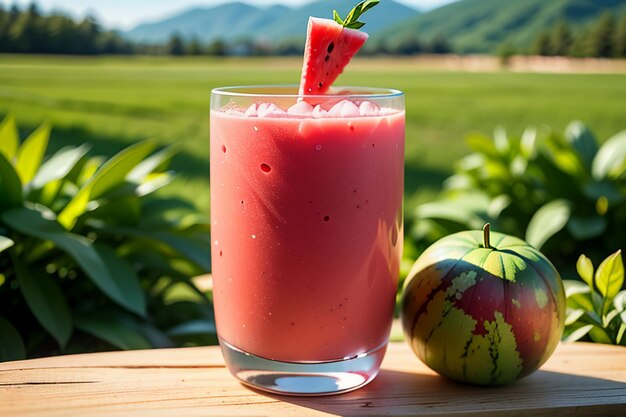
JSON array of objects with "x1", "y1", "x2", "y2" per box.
[{"x1": 1, "y1": 342, "x2": 625, "y2": 417}]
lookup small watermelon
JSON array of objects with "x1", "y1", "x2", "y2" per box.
[
  {"x1": 298, "y1": 17, "x2": 368, "y2": 95},
  {"x1": 401, "y1": 224, "x2": 565, "y2": 386}
]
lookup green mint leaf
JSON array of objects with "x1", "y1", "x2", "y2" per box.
[
  {"x1": 345, "y1": 21, "x2": 366, "y2": 30},
  {"x1": 576, "y1": 254, "x2": 594, "y2": 288},
  {"x1": 333, "y1": 9, "x2": 344, "y2": 25},
  {"x1": 337, "y1": 0, "x2": 380, "y2": 29}
]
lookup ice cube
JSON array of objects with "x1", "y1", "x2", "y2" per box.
[
  {"x1": 257, "y1": 103, "x2": 286, "y2": 118},
  {"x1": 328, "y1": 100, "x2": 360, "y2": 117},
  {"x1": 312, "y1": 104, "x2": 326, "y2": 118},
  {"x1": 287, "y1": 101, "x2": 314, "y2": 116},
  {"x1": 359, "y1": 101, "x2": 380, "y2": 116},
  {"x1": 244, "y1": 103, "x2": 258, "y2": 117}
]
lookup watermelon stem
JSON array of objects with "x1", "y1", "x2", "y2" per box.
[{"x1": 483, "y1": 223, "x2": 492, "y2": 249}]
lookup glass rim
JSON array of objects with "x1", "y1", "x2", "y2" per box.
[{"x1": 211, "y1": 85, "x2": 403, "y2": 100}]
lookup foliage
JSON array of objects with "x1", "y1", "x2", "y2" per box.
[
  {"x1": 0, "y1": 116, "x2": 213, "y2": 362},
  {"x1": 531, "y1": 11, "x2": 626, "y2": 58},
  {"x1": 563, "y1": 251, "x2": 625, "y2": 345},
  {"x1": 381, "y1": 0, "x2": 626, "y2": 55},
  {"x1": 0, "y1": 3, "x2": 133, "y2": 55},
  {"x1": 411, "y1": 121, "x2": 626, "y2": 275}
]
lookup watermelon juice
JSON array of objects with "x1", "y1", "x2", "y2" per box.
[{"x1": 210, "y1": 86, "x2": 404, "y2": 394}]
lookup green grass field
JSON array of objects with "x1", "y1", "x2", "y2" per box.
[{"x1": 1, "y1": 55, "x2": 625, "y2": 213}]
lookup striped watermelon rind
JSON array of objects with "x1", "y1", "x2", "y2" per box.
[{"x1": 401, "y1": 229, "x2": 566, "y2": 386}]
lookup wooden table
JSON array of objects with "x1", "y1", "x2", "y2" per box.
[{"x1": 1, "y1": 342, "x2": 625, "y2": 417}]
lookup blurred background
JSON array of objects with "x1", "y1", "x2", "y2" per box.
[{"x1": 1, "y1": 0, "x2": 625, "y2": 360}]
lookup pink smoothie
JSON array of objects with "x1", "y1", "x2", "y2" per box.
[{"x1": 210, "y1": 101, "x2": 404, "y2": 362}]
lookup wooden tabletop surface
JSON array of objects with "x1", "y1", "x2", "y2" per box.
[{"x1": 1, "y1": 342, "x2": 625, "y2": 417}]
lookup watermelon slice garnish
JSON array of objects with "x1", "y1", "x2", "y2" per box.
[{"x1": 298, "y1": 17, "x2": 368, "y2": 96}]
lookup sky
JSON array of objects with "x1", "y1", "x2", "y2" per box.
[{"x1": 0, "y1": 0, "x2": 456, "y2": 30}]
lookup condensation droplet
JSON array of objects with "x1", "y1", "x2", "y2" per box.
[
  {"x1": 253, "y1": 126, "x2": 259, "y2": 132},
  {"x1": 252, "y1": 234, "x2": 257, "y2": 239}
]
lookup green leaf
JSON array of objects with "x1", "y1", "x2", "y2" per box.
[
  {"x1": 525, "y1": 199, "x2": 571, "y2": 249},
  {"x1": 58, "y1": 139, "x2": 155, "y2": 229},
  {"x1": 614, "y1": 290, "x2": 626, "y2": 313},
  {"x1": 12, "y1": 256, "x2": 72, "y2": 349},
  {"x1": 166, "y1": 319, "x2": 216, "y2": 337},
  {"x1": 0, "y1": 235, "x2": 14, "y2": 253},
  {"x1": 0, "y1": 316, "x2": 26, "y2": 361},
  {"x1": 333, "y1": 10, "x2": 344, "y2": 25},
  {"x1": 15, "y1": 123, "x2": 50, "y2": 185},
  {"x1": 520, "y1": 127, "x2": 537, "y2": 159},
  {"x1": 564, "y1": 308, "x2": 585, "y2": 326},
  {"x1": 567, "y1": 216, "x2": 606, "y2": 240},
  {"x1": 466, "y1": 133, "x2": 498, "y2": 157},
  {"x1": 592, "y1": 131, "x2": 626, "y2": 180},
  {"x1": 127, "y1": 144, "x2": 176, "y2": 183},
  {"x1": 595, "y1": 250, "x2": 624, "y2": 314},
  {"x1": 565, "y1": 121, "x2": 598, "y2": 169},
  {"x1": 493, "y1": 126, "x2": 510, "y2": 153},
  {"x1": 0, "y1": 114, "x2": 19, "y2": 161},
  {"x1": 563, "y1": 323, "x2": 593, "y2": 342},
  {"x1": 75, "y1": 314, "x2": 151, "y2": 350},
  {"x1": 96, "y1": 226, "x2": 211, "y2": 273},
  {"x1": 592, "y1": 291, "x2": 604, "y2": 317},
  {"x1": 576, "y1": 255, "x2": 594, "y2": 287},
  {"x1": 336, "y1": 0, "x2": 379, "y2": 29},
  {"x1": 569, "y1": 294, "x2": 595, "y2": 313},
  {"x1": 588, "y1": 326, "x2": 613, "y2": 344},
  {"x1": 603, "y1": 309, "x2": 620, "y2": 328},
  {"x1": 564, "y1": 279, "x2": 590, "y2": 297},
  {"x1": 31, "y1": 144, "x2": 90, "y2": 189},
  {"x1": 136, "y1": 172, "x2": 173, "y2": 197},
  {"x1": 2, "y1": 206, "x2": 144, "y2": 316},
  {"x1": 0, "y1": 152, "x2": 23, "y2": 210},
  {"x1": 152, "y1": 231, "x2": 211, "y2": 272},
  {"x1": 345, "y1": 21, "x2": 365, "y2": 30},
  {"x1": 94, "y1": 244, "x2": 146, "y2": 317},
  {"x1": 415, "y1": 192, "x2": 490, "y2": 229},
  {"x1": 617, "y1": 323, "x2": 626, "y2": 345},
  {"x1": 487, "y1": 195, "x2": 511, "y2": 219}
]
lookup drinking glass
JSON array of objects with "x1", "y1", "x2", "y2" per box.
[{"x1": 210, "y1": 86, "x2": 405, "y2": 395}]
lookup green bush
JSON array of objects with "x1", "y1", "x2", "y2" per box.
[
  {"x1": 0, "y1": 116, "x2": 213, "y2": 362},
  {"x1": 410, "y1": 121, "x2": 626, "y2": 273},
  {"x1": 563, "y1": 250, "x2": 625, "y2": 345}
]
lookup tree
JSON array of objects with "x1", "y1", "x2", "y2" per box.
[
  {"x1": 186, "y1": 37, "x2": 203, "y2": 55},
  {"x1": 0, "y1": 5, "x2": 9, "y2": 52},
  {"x1": 394, "y1": 34, "x2": 424, "y2": 55},
  {"x1": 614, "y1": 13, "x2": 626, "y2": 58},
  {"x1": 76, "y1": 16, "x2": 101, "y2": 54},
  {"x1": 550, "y1": 19, "x2": 573, "y2": 56},
  {"x1": 530, "y1": 31, "x2": 551, "y2": 56},
  {"x1": 8, "y1": 2, "x2": 47, "y2": 52},
  {"x1": 585, "y1": 12, "x2": 616, "y2": 57},
  {"x1": 167, "y1": 33, "x2": 185, "y2": 55},
  {"x1": 429, "y1": 34, "x2": 451, "y2": 54},
  {"x1": 206, "y1": 39, "x2": 226, "y2": 56}
]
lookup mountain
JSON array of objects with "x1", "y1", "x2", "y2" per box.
[
  {"x1": 381, "y1": 0, "x2": 626, "y2": 53},
  {"x1": 125, "y1": 0, "x2": 420, "y2": 44}
]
